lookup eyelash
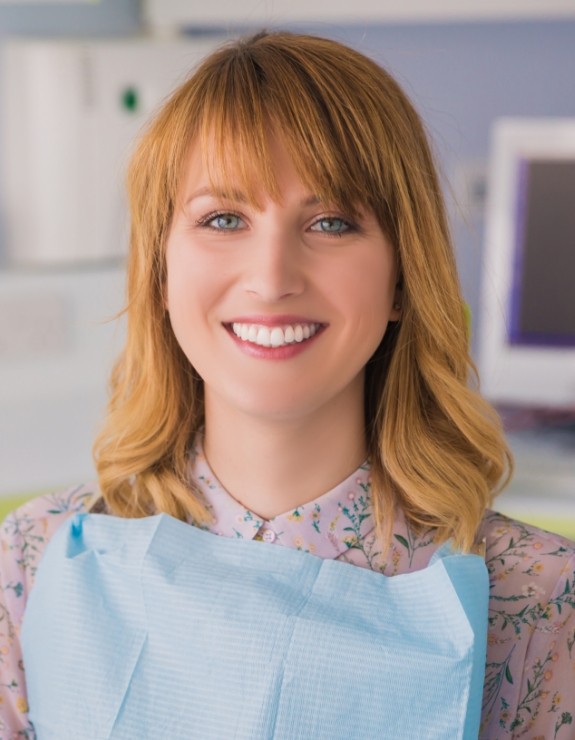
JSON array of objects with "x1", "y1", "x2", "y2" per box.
[
  {"x1": 309, "y1": 216, "x2": 357, "y2": 237},
  {"x1": 195, "y1": 210, "x2": 358, "y2": 236},
  {"x1": 195, "y1": 211, "x2": 245, "y2": 233}
]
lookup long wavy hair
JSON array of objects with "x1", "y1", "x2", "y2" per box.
[{"x1": 93, "y1": 30, "x2": 512, "y2": 551}]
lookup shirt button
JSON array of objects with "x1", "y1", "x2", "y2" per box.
[{"x1": 262, "y1": 529, "x2": 276, "y2": 543}]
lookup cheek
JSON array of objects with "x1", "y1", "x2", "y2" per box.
[
  {"x1": 165, "y1": 248, "x2": 203, "y2": 347},
  {"x1": 166, "y1": 277, "x2": 205, "y2": 335},
  {"x1": 336, "y1": 252, "x2": 397, "y2": 326},
  {"x1": 165, "y1": 245, "x2": 234, "y2": 363},
  {"x1": 166, "y1": 240, "x2": 207, "y2": 313},
  {"x1": 348, "y1": 271, "x2": 397, "y2": 365}
]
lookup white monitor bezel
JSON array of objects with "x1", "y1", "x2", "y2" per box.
[{"x1": 478, "y1": 118, "x2": 575, "y2": 407}]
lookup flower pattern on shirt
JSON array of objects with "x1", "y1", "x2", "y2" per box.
[{"x1": 0, "y1": 456, "x2": 574, "y2": 740}]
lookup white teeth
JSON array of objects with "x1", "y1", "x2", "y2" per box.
[
  {"x1": 270, "y1": 327, "x2": 284, "y2": 347},
  {"x1": 256, "y1": 326, "x2": 271, "y2": 347},
  {"x1": 230, "y1": 322, "x2": 320, "y2": 348}
]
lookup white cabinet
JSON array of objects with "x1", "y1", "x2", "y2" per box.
[
  {"x1": 144, "y1": 0, "x2": 575, "y2": 29},
  {"x1": 1, "y1": 37, "x2": 222, "y2": 266},
  {"x1": 0, "y1": 266, "x2": 125, "y2": 496}
]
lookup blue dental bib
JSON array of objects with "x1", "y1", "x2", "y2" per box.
[{"x1": 22, "y1": 513, "x2": 488, "y2": 739}]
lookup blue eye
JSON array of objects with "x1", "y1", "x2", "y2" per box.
[
  {"x1": 310, "y1": 217, "x2": 352, "y2": 235},
  {"x1": 203, "y1": 212, "x2": 245, "y2": 231}
]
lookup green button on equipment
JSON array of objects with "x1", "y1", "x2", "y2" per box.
[{"x1": 121, "y1": 87, "x2": 139, "y2": 113}]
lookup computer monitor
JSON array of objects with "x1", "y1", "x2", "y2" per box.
[{"x1": 478, "y1": 118, "x2": 575, "y2": 407}]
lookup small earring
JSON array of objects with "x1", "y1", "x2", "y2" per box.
[{"x1": 393, "y1": 302, "x2": 401, "y2": 311}]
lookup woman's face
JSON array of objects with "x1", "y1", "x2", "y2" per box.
[{"x1": 165, "y1": 137, "x2": 400, "y2": 425}]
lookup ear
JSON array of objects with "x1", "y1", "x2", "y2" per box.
[{"x1": 390, "y1": 284, "x2": 402, "y2": 321}]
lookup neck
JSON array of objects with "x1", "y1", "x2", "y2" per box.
[{"x1": 202, "y1": 394, "x2": 367, "y2": 520}]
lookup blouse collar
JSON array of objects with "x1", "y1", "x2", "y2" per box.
[{"x1": 190, "y1": 442, "x2": 375, "y2": 560}]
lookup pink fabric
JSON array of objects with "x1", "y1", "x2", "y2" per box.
[{"x1": 1, "y1": 451, "x2": 574, "y2": 739}]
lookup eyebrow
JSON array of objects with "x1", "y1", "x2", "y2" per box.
[{"x1": 185, "y1": 187, "x2": 321, "y2": 208}]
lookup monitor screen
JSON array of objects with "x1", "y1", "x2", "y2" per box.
[{"x1": 510, "y1": 158, "x2": 575, "y2": 347}]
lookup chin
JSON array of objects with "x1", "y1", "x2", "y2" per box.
[{"x1": 211, "y1": 382, "x2": 323, "y2": 423}]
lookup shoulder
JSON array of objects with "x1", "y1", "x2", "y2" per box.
[
  {"x1": 0, "y1": 482, "x2": 99, "y2": 594},
  {"x1": 480, "y1": 509, "x2": 575, "y2": 591},
  {"x1": 480, "y1": 509, "x2": 575, "y2": 574},
  {"x1": 0, "y1": 487, "x2": 97, "y2": 737},
  {"x1": 479, "y1": 509, "x2": 575, "y2": 634},
  {"x1": 478, "y1": 515, "x2": 575, "y2": 736}
]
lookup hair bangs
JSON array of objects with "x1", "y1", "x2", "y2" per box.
[
  {"x1": 193, "y1": 45, "x2": 277, "y2": 209},
  {"x1": 189, "y1": 34, "x2": 393, "y2": 225}
]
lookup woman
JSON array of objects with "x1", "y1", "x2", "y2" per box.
[{"x1": 1, "y1": 31, "x2": 574, "y2": 739}]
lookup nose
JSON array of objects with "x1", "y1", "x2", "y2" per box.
[{"x1": 243, "y1": 230, "x2": 305, "y2": 302}]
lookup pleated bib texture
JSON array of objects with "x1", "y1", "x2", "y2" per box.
[{"x1": 22, "y1": 513, "x2": 488, "y2": 739}]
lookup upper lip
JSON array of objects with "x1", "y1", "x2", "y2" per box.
[{"x1": 224, "y1": 315, "x2": 325, "y2": 326}]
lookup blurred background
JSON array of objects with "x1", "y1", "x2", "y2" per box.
[{"x1": 0, "y1": 0, "x2": 573, "y2": 536}]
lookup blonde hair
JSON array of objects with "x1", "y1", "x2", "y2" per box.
[{"x1": 94, "y1": 31, "x2": 512, "y2": 551}]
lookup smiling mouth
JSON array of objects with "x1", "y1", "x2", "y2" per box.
[{"x1": 227, "y1": 322, "x2": 324, "y2": 348}]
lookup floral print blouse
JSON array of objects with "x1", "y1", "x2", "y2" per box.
[{"x1": 1, "y1": 448, "x2": 574, "y2": 739}]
